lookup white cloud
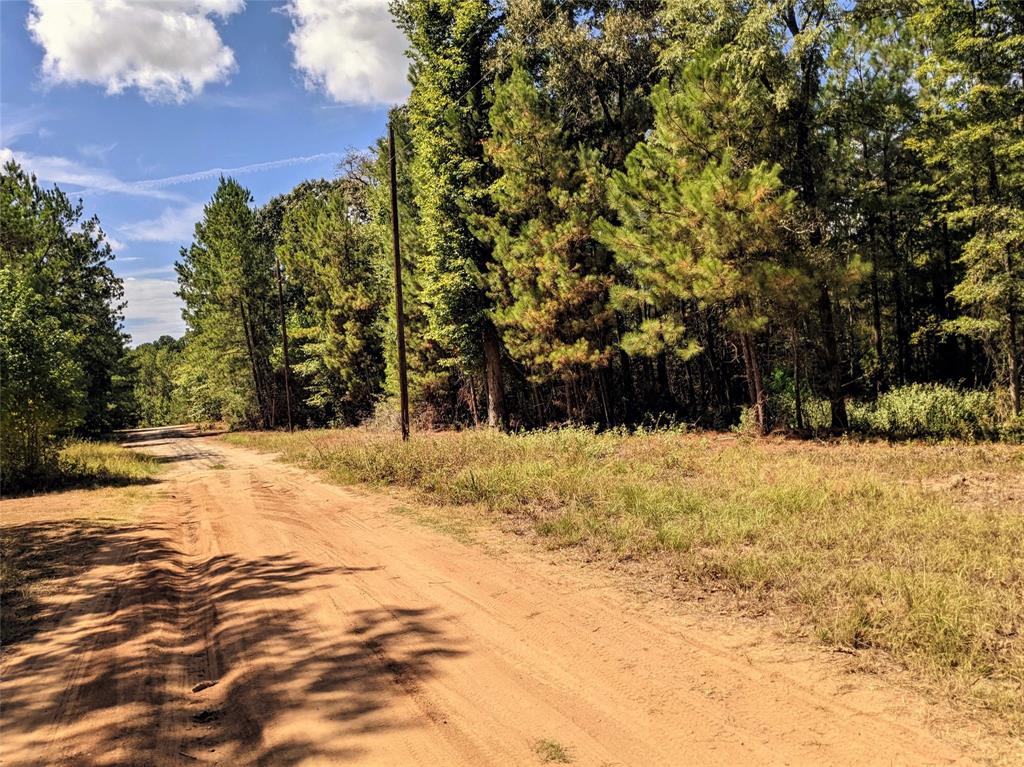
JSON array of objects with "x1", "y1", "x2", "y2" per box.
[
  {"x1": 27, "y1": 0, "x2": 244, "y2": 103},
  {"x1": 121, "y1": 202, "x2": 205, "y2": 243},
  {"x1": 122, "y1": 276, "x2": 186, "y2": 344},
  {"x1": 79, "y1": 142, "x2": 118, "y2": 161},
  {"x1": 4, "y1": 147, "x2": 341, "y2": 203},
  {"x1": 284, "y1": 0, "x2": 409, "y2": 106}
]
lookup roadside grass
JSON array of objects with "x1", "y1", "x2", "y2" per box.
[
  {"x1": 225, "y1": 427, "x2": 1024, "y2": 729},
  {"x1": 55, "y1": 440, "x2": 162, "y2": 487}
]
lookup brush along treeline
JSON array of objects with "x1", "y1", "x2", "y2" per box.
[{"x1": 133, "y1": 1, "x2": 1022, "y2": 435}]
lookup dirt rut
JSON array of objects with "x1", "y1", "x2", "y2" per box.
[{"x1": 0, "y1": 426, "x2": 992, "y2": 765}]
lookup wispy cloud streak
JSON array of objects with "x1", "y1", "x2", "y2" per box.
[
  {"x1": 3, "y1": 148, "x2": 343, "y2": 201},
  {"x1": 129, "y1": 152, "x2": 344, "y2": 190}
]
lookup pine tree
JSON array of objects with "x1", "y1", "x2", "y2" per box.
[
  {"x1": 175, "y1": 178, "x2": 276, "y2": 427},
  {"x1": 276, "y1": 175, "x2": 386, "y2": 423},
  {"x1": 911, "y1": 0, "x2": 1024, "y2": 416},
  {"x1": 666, "y1": 0, "x2": 853, "y2": 430},
  {"x1": 599, "y1": 53, "x2": 798, "y2": 434},
  {"x1": 484, "y1": 65, "x2": 615, "y2": 416}
]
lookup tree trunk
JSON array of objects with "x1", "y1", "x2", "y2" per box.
[
  {"x1": 787, "y1": 23, "x2": 846, "y2": 433},
  {"x1": 817, "y1": 285, "x2": 848, "y2": 432},
  {"x1": 740, "y1": 333, "x2": 767, "y2": 435},
  {"x1": 792, "y1": 327, "x2": 805, "y2": 431},
  {"x1": 894, "y1": 271, "x2": 908, "y2": 385},
  {"x1": 238, "y1": 300, "x2": 269, "y2": 429},
  {"x1": 466, "y1": 376, "x2": 480, "y2": 427},
  {"x1": 615, "y1": 313, "x2": 637, "y2": 423},
  {"x1": 656, "y1": 351, "x2": 672, "y2": 412},
  {"x1": 482, "y1": 320, "x2": 505, "y2": 429},
  {"x1": 870, "y1": 262, "x2": 884, "y2": 399},
  {"x1": 750, "y1": 335, "x2": 768, "y2": 435},
  {"x1": 1010, "y1": 305, "x2": 1021, "y2": 417}
]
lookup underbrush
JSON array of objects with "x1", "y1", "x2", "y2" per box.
[
  {"x1": 849, "y1": 385, "x2": 1006, "y2": 440},
  {"x1": 1, "y1": 439, "x2": 160, "y2": 495},
  {"x1": 227, "y1": 426, "x2": 1024, "y2": 729},
  {"x1": 769, "y1": 380, "x2": 1021, "y2": 441}
]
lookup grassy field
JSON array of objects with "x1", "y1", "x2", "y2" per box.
[{"x1": 226, "y1": 427, "x2": 1024, "y2": 729}]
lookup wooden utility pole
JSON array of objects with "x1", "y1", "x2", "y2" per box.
[
  {"x1": 389, "y1": 119, "x2": 410, "y2": 441},
  {"x1": 275, "y1": 255, "x2": 294, "y2": 432}
]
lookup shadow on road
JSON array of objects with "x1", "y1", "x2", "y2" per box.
[{"x1": 1, "y1": 517, "x2": 464, "y2": 765}]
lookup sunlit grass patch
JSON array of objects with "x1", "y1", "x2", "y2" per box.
[{"x1": 51, "y1": 439, "x2": 162, "y2": 489}]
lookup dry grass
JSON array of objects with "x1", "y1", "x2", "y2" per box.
[
  {"x1": 55, "y1": 440, "x2": 162, "y2": 486},
  {"x1": 225, "y1": 427, "x2": 1024, "y2": 729},
  {"x1": 3, "y1": 439, "x2": 162, "y2": 497},
  {"x1": 533, "y1": 738, "x2": 572, "y2": 763}
]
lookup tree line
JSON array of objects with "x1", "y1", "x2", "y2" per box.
[
  {"x1": 3, "y1": 1, "x2": 1022, "y2": 488},
  {"x1": 1, "y1": 162, "x2": 133, "y2": 488},
  {"x1": 153, "y1": 0, "x2": 1022, "y2": 435}
]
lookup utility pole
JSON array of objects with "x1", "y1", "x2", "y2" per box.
[
  {"x1": 389, "y1": 118, "x2": 410, "y2": 441},
  {"x1": 275, "y1": 254, "x2": 294, "y2": 432}
]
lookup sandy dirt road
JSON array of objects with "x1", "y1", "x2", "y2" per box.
[{"x1": 0, "y1": 426, "x2": 993, "y2": 766}]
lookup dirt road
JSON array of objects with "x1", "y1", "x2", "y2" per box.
[{"x1": 1, "y1": 426, "x2": 990, "y2": 765}]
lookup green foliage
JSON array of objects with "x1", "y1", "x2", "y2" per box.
[
  {"x1": 1, "y1": 161, "x2": 131, "y2": 491},
  {"x1": 0, "y1": 268, "x2": 84, "y2": 488},
  {"x1": 484, "y1": 64, "x2": 614, "y2": 382},
  {"x1": 276, "y1": 173, "x2": 386, "y2": 423},
  {"x1": 848, "y1": 384, "x2": 1002, "y2": 441},
  {"x1": 599, "y1": 50, "x2": 798, "y2": 431},
  {"x1": 601, "y1": 52, "x2": 797, "y2": 345},
  {"x1": 910, "y1": 0, "x2": 1024, "y2": 414},
  {"x1": 128, "y1": 335, "x2": 185, "y2": 427},
  {"x1": 393, "y1": 0, "x2": 498, "y2": 370}
]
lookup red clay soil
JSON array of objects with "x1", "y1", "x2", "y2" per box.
[{"x1": 0, "y1": 426, "x2": 1004, "y2": 765}]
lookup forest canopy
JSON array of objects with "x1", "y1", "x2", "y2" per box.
[
  {"x1": 158, "y1": 0, "x2": 1023, "y2": 437},
  {"x1": 3, "y1": 0, "x2": 1023, "y2": 491}
]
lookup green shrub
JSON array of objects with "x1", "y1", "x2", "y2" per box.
[
  {"x1": 766, "y1": 370, "x2": 831, "y2": 431},
  {"x1": 848, "y1": 384, "x2": 1000, "y2": 440}
]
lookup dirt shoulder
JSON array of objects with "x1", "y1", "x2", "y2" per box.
[{"x1": 1, "y1": 426, "x2": 1017, "y2": 766}]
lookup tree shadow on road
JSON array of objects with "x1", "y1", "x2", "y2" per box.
[
  {"x1": 0, "y1": 518, "x2": 129, "y2": 646},
  {"x1": 1, "y1": 519, "x2": 466, "y2": 766}
]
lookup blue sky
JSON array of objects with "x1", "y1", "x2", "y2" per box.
[{"x1": 1, "y1": 0, "x2": 408, "y2": 344}]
